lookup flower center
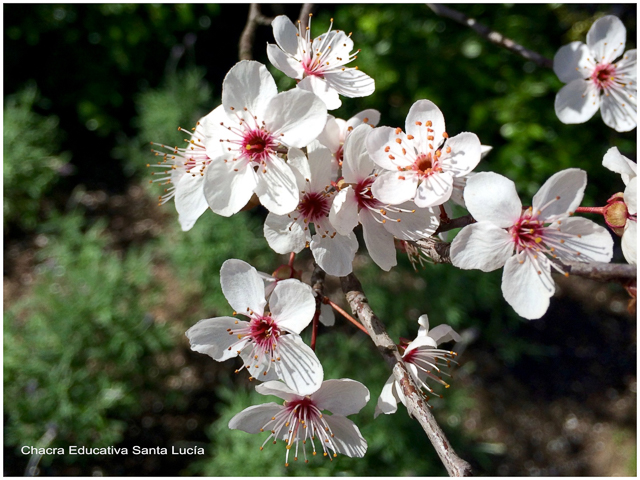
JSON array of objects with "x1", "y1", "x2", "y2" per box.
[
  {"x1": 301, "y1": 57, "x2": 324, "y2": 78},
  {"x1": 413, "y1": 152, "x2": 439, "y2": 176},
  {"x1": 591, "y1": 63, "x2": 616, "y2": 90},
  {"x1": 298, "y1": 191, "x2": 330, "y2": 223},
  {"x1": 242, "y1": 129, "x2": 277, "y2": 164},
  {"x1": 354, "y1": 177, "x2": 381, "y2": 211},
  {"x1": 510, "y1": 217, "x2": 547, "y2": 251},
  {"x1": 249, "y1": 316, "x2": 281, "y2": 350}
]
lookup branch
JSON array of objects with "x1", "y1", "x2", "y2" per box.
[
  {"x1": 239, "y1": 4, "x2": 273, "y2": 61},
  {"x1": 435, "y1": 214, "x2": 476, "y2": 235},
  {"x1": 340, "y1": 273, "x2": 473, "y2": 477},
  {"x1": 426, "y1": 4, "x2": 553, "y2": 69}
]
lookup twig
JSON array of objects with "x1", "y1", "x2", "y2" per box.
[
  {"x1": 340, "y1": 273, "x2": 473, "y2": 477},
  {"x1": 310, "y1": 264, "x2": 325, "y2": 350},
  {"x1": 435, "y1": 214, "x2": 476, "y2": 235},
  {"x1": 238, "y1": 4, "x2": 273, "y2": 61},
  {"x1": 298, "y1": 4, "x2": 314, "y2": 30},
  {"x1": 426, "y1": 4, "x2": 553, "y2": 69},
  {"x1": 324, "y1": 297, "x2": 370, "y2": 335},
  {"x1": 559, "y1": 261, "x2": 637, "y2": 282}
]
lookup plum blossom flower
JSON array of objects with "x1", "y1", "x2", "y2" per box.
[
  {"x1": 267, "y1": 15, "x2": 375, "y2": 110},
  {"x1": 229, "y1": 379, "x2": 369, "y2": 465},
  {"x1": 554, "y1": 15, "x2": 637, "y2": 132},
  {"x1": 366, "y1": 100, "x2": 482, "y2": 208},
  {"x1": 186, "y1": 259, "x2": 323, "y2": 394},
  {"x1": 375, "y1": 314, "x2": 460, "y2": 417},
  {"x1": 451, "y1": 169, "x2": 614, "y2": 319},
  {"x1": 201, "y1": 61, "x2": 327, "y2": 217},
  {"x1": 316, "y1": 109, "x2": 380, "y2": 175},
  {"x1": 148, "y1": 109, "x2": 225, "y2": 231},
  {"x1": 330, "y1": 125, "x2": 440, "y2": 271},
  {"x1": 602, "y1": 147, "x2": 637, "y2": 264},
  {"x1": 264, "y1": 141, "x2": 358, "y2": 277}
]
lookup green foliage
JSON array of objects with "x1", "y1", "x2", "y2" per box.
[
  {"x1": 4, "y1": 213, "x2": 174, "y2": 453},
  {"x1": 3, "y1": 85, "x2": 70, "y2": 231}
]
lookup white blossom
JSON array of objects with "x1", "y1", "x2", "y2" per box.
[
  {"x1": 451, "y1": 169, "x2": 614, "y2": 319},
  {"x1": 267, "y1": 15, "x2": 375, "y2": 110},
  {"x1": 229, "y1": 379, "x2": 369, "y2": 465},
  {"x1": 554, "y1": 15, "x2": 636, "y2": 132}
]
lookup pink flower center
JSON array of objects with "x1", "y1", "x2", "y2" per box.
[
  {"x1": 249, "y1": 315, "x2": 281, "y2": 350},
  {"x1": 509, "y1": 216, "x2": 547, "y2": 251},
  {"x1": 354, "y1": 177, "x2": 381, "y2": 211},
  {"x1": 412, "y1": 152, "x2": 442, "y2": 177},
  {"x1": 242, "y1": 129, "x2": 277, "y2": 164},
  {"x1": 301, "y1": 57, "x2": 325, "y2": 78},
  {"x1": 298, "y1": 191, "x2": 330, "y2": 223},
  {"x1": 591, "y1": 63, "x2": 616, "y2": 90}
]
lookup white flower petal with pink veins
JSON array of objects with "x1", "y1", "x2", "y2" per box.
[
  {"x1": 501, "y1": 251, "x2": 554, "y2": 320},
  {"x1": 187, "y1": 258, "x2": 322, "y2": 391},
  {"x1": 554, "y1": 16, "x2": 636, "y2": 131},
  {"x1": 368, "y1": 99, "x2": 482, "y2": 207},
  {"x1": 602, "y1": 146, "x2": 637, "y2": 185},
  {"x1": 556, "y1": 217, "x2": 613, "y2": 263},
  {"x1": 204, "y1": 61, "x2": 327, "y2": 216},
  {"x1": 229, "y1": 378, "x2": 369, "y2": 464},
  {"x1": 376, "y1": 315, "x2": 460, "y2": 416},
  {"x1": 267, "y1": 15, "x2": 374, "y2": 110}
]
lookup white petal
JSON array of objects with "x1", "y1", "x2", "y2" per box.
[
  {"x1": 361, "y1": 210, "x2": 397, "y2": 271},
  {"x1": 601, "y1": 85, "x2": 637, "y2": 132},
  {"x1": 406, "y1": 100, "x2": 446, "y2": 148},
  {"x1": 265, "y1": 88, "x2": 328, "y2": 148},
  {"x1": 324, "y1": 68, "x2": 375, "y2": 98},
  {"x1": 405, "y1": 334, "x2": 438, "y2": 353},
  {"x1": 203, "y1": 160, "x2": 257, "y2": 217},
  {"x1": 587, "y1": 15, "x2": 626, "y2": 64},
  {"x1": 451, "y1": 222, "x2": 514, "y2": 272},
  {"x1": 602, "y1": 147, "x2": 637, "y2": 185},
  {"x1": 271, "y1": 15, "x2": 300, "y2": 55},
  {"x1": 625, "y1": 177, "x2": 637, "y2": 215},
  {"x1": 382, "y1": 203, "x2": 440, "y2": 241},
  {"x1": 554, "y1": 79, "x2": 600, "y2": 124},
  {"x1": 417, "y1": 314, "x2": 429, "y2": 336},
  {"x1": 366, "y1": 126, "x2": 413, "y2": 171},
  {"x1": 374, "y1": 374, "x2": 399, "y2": 418},
  {"x1": 556, "y1": 217, "x2": 613, "y2": 263},
  {"x1": 186, "y1": 317, "x2": 248, "y2": 361},
  {"x1": 532, "y1": 168, "x2": 586, "y2": 220},
  {"x1": 343, "y1": 124, "x2": 375, "y2": 182},
  {"x1": 220, "y1": 259, "x2": 266, "y2": 316},
  {"x1": 502, "y1": 252, "x2": 554, "y2": 320},
  {"x1": 267, "y1": 43, "x2": 302, "y2": 79},
  {"x1": 464, "y1": 172, "x2": 522, "y2": 227},
  {"x1": 287, "y1": 146, "x2": 311, "y2": 191},
  {"x1": 222, "y1": 61, "x2": 277, "y2": 118},
  {"x1": 312, "y1": 379, "x2": 370, "y2": 416},
  {"x1": 439, "y1": 132, "x2": 482, "y2": 177},
  {"x1": 622, "y1": 220, "x2": 637, "y2": 265},
  {"x1": 306, "y1": 140, "x2": 334, "y2": 191},
  {"x1": 255, "y1": 154, "x2": 300, "y2": 215},
  {"x1": 347, "y1": 109, "x2": 381, "y2": 129},
  {"x1": 264, "y1": 213, "x2": 308, "y2": 254},
  {"x1": 329, "y1": 187, "x2": 359, "y2": 236},
  {"x1": 414, "y1": 171, "x2": 454, "y2": 208},
  {"x1": 316, "y1": 115, "x2": 342, "y2": 153},
  {"x1": 297, "y1": 76, "x2": 342, "y2": 110},
  {"x1": 319, "y1": 302, "x2": 335, "y2": 327},
  {"x1": 553, "y1": 42, "x2": 591, "y2": 83},
  {"x1": 174, "y1": 173, "x2": 209, "y2": 231},
  {"x1": 310, "y1": 231, "x2": 358, "y2": 276},
  {"x1": 480, "y1": 145, "x2": 493, "y2": 159},
  {"x1": 269, "y1": 279, "x2": 316, "y2": 334},
  {"x1": 372, "y1": 171, "x2": 419, "y2": 205},
  {"x1": 228, "y1": 403, "x2": 283, "y2": 433},
  {"x1": 255, "y1": 380, "x2": 299, "y2": 401},
  {"x1": 322, "y1": 415, "x2": 368, "y2": 457},
  {"x1": 428, "y1": 325, "x2": 462, "y2": 345},
  {"x1": 273, "y1": 334, "x2": 324, "y2": 395}
]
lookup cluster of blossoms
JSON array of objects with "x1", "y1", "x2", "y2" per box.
[{"x1": 154, "y1": 11, "x2": 636, "y2": 466}]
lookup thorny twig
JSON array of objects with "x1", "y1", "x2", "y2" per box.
[
  {"x1": 340, "y1": 273, "x2": 473, "y2": 477},
  {"x1": 426, "y1": 4, "x2": 553, "y2": 69},
  {"x1": 239, "y1": 4, "x2": 273, "y2": 61}
]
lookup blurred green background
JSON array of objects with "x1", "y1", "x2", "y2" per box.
[{"x1": 4, "y1": 4, "x2": 636, "y2": 476}]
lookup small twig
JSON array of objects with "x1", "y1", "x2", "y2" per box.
[
  {"x1": 435, "y1": 214, "x2": 476, "y2": 235},
  {"x1": 298, "y1": 4, "x2": 314, "y2": 30},
  {"x1": 288, "y1": 252, "x2": 296, "y2": 269},
  {"x1": 426, "y1": 4, "x2": 553, "y2": 69},
  {"x1": 310, "y1": 264, "x2": 325, "y2": 350},
  {"x1": 324, "y1": 297, "x2": 370, "y2": 335},
  {"x1": 340, "y1": 273, "x2": 473, "y2": 477},
  {"x1": 238, "y1": 4, "x2": 273, "y2": 61},
  {"x1": 559, "y1": 261, "x2": 637, "y2": 282}
]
